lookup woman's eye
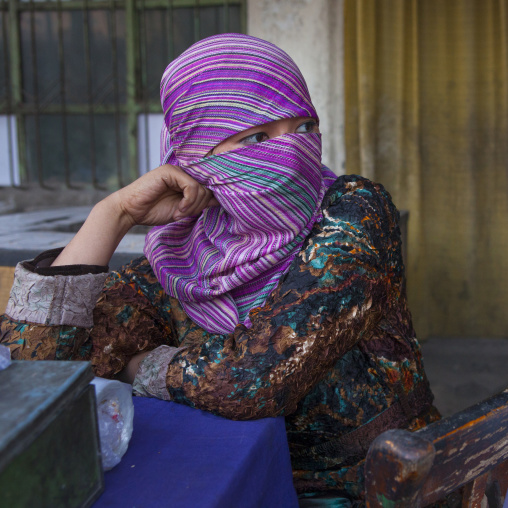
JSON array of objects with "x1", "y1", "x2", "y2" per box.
[
  {"x1": 295, "y1": 121, "x2": 318, "y2": 134},
  {"x1": 241, "y1": 132, "x2": 269, "y2": 145}
]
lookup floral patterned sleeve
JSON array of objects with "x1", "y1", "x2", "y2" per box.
[
  {"x1": 0, "y1": 250, "x2": 108, "y2": 362},
  {"x1": 0, "y1": 249, "x2": 175, "y2": 378},
  {"x1": 136, "y1": 175, "x2": 404, "y2": 420}
]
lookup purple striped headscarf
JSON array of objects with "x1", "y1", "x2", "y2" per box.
[{"x1": 144, "y1": 33, "x2": 336, "y2": 333}]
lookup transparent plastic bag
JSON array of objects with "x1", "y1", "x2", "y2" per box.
[
  {"x1": 0, "y1": 344, "x2": 11, "y2": 371},
  {"x1": 91, "y1": 377, "x2": 134, "y2": 470}
]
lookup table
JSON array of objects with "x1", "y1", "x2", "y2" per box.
[{"x1": 93, "y1": 398, "x2": 299, "y2": 508}]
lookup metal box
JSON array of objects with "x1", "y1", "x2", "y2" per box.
[{"x1": 0, "y1": 361, "x2": 104, "y2": 508}]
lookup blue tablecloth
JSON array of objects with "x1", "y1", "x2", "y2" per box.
[{"x1": 93, "y1": 398, "x2": 299, "y2": 508}]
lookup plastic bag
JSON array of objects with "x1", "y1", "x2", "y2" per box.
[
  {"x1": 91, "y1": 377, "x2": 134, "y2": 470},
  {"x1": 0, "y1": 345, "x2": 11, "y2": 371}
]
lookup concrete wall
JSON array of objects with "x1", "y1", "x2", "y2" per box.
[{"x1": 247, "y1": 0, "x2": 345, "y2": 174}]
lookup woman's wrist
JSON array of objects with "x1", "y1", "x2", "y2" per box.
[
  {"x1": 51, "y1": 192, "x2": 134, "y2": 267},
  {"x1": 103, "y1": 191, "x2": 137, "y2": 237},
  {"x1": 117, "y1": 351, "x2": 150, "y2": 384}
]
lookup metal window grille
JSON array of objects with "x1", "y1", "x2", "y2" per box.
[{"x1": 0, "y1": 0, "x2": 246, "y2": 189}]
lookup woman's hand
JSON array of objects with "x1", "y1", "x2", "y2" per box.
[
  {"x1": 116, "y1": 351, "x2": 150, "y2": 385},
  {"x1": 115, "y1": 164, "x2": 218, "y2": 227},
  {"x1": 52, "y1": 164, "x2": 217, "y2": 267}
]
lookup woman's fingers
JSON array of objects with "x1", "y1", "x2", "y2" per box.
[
  {"x1": 155, "y1": 164, "x2": 218, "y2": 221},
  {"x1": 118, "y1": 164, "x2": 218, "y2": 225},
  {"x1": 174, "y1": 175, "x2": 200, "y2": 213},
  {"x1": 178, "y1": 181, "x2": 205, "y2": 214},
  {"x1": 185, "y1": 186, "x2": 212, "y2": 215},
  {"x1": 174, "y1": 186, "x2": 216, "y2": 220}
]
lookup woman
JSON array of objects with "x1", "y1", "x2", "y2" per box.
[{"x1": 0, "y1": 34, "x2": 439, "y2": 503}]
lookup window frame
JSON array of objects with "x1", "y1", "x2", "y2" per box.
[{"x1": 0, "y1": 0, "x2": 246, "y2": 188}]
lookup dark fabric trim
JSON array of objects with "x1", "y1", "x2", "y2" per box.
[
  {"x1": 21, "y1": 247, "x2": 109, "y2": 276},
  {"x1": 291, "y1": 382, "x2": 435, "y2": 470}
]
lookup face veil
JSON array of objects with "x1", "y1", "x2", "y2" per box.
[{"x1": 144, "y1": 33, "x2": 336, "y2": 334}]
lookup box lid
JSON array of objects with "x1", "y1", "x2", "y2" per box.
[{"x1": 0, "y1": 360, "x2": 94, "y2": 472}]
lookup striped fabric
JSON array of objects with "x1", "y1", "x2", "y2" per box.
[{"x1": 144, "y1": 34, "x2": 336, "y2": 333}]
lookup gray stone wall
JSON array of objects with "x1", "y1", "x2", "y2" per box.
[
  {"x1": 247, "y1": 0, "x2": 345, "y2": 174},
  {"x1": 0, "y1": 186, "x2": 110, "y2": 215}
]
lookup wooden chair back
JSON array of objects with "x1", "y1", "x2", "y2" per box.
[{"x1": 365, "y1": 388, "x2": 508, "y2": 507}]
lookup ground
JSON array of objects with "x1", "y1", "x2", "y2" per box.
[{"x1": 422, "y1": 337, "x2": 508, "y2": 417}]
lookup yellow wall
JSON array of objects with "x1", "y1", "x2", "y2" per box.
[{"x1": 345, "y1": 0, "x2": 508, "y2": 338}]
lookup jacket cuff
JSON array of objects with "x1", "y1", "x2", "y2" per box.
[
  {"x1": 21, "y1": 247, "x2": 108, "y2": 276},
  {"x1": 132, "y1": 345, "x2": 186, "y2": 400},
  {"x1": 5, "y1": 262, "x2": 108, "y2": 327}
]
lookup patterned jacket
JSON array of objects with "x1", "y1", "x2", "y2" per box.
[{"x1": 0, "y1": 175, "x2": 439, "y2": 500}]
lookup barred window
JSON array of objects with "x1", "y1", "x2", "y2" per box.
[{"x1": 0, "y1": 0, "x2": 245, "y2": 189}]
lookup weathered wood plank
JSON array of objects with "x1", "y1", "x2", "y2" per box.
[
  {"x1": 417, "y1": 389, "x2": 508, "y2": 505},
  {"x1": 485, "y1": 461, "x2": 508, "y2": 508},
  {"x1": 0, "y1": 266, "x2": 15, "y2": 313},
  {"x1": 365, "y1": 388, "x2": 508, "y2": 507},
  {"x1": 365, "y1": 429, "x2": 435, "y2": 507},
  {"x1": 461, "y1": 473, "x2": 487, "y2": 507}
]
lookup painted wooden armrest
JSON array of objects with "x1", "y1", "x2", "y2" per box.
[{"x1": 365, "y1": 388, "x2": 508, "y2": 507}]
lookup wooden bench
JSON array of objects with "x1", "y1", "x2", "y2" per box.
[
  {"x1": 0, "y1": 266, "x2": 15, "y2": 314},
  {"x1": 365, "y1": 388, "x2": 508, "y2": 507}
]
